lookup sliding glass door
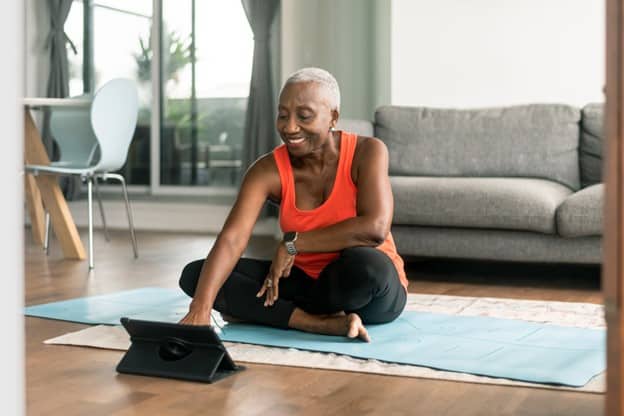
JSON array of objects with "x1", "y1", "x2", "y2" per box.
[
  {"x1": 66, "y1": 0, "x2": 153, "y2": 185},
  {"x1": 161, "y1": 0, "x2": 252, "y2": 188},
  {"x1": 96, "y1": 1, "x2": 154, "y2": 186},
  {"x1": 65, "y1": 0, "x2": 253, "y2": 192}
]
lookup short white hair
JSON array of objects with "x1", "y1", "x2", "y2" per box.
[{"x1": 283, "y1": 67, "x2": 341, "y2": 111}]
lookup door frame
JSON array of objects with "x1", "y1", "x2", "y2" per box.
[{"x1": 605, "y1": 0, "x2": 624, "y2": 414}]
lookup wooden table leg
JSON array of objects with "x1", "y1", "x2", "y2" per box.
[
  {"x1": 24, "y1": 173, "x2": 45, "y2": 245},
  {"x1": 23, "y1": 109, "x2": 86, "y2": 260}
]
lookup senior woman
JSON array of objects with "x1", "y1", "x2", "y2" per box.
[{"x1": 179, "y1": 67, "x2": 408, "y2": 342}]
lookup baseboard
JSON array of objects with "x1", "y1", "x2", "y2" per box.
[{"x1": 24, "y1": 199, "x2": 280, "y2": 237}]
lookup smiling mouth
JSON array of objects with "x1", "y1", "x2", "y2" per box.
[{"x1": 287, "y1": 137, "x2": 305, "y2": 144}]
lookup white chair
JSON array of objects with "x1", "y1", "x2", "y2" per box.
[{"x1": 26, "y1": 78, "x2": 139, "y2": 269}]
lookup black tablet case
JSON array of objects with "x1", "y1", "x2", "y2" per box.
[{"x1": 116, "y1": 317, "x2": 244, "y2": 383}]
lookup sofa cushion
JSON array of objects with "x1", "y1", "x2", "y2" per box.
[
  {"x1": 556, "y1": 184, "x2": 603, "y2": 237},
  {"x1": 391, "y1": 177, "x2": 573, "y2": 234},
  {"x1": 580, "y1": 103, "x2": 605, "y2": 187},
  {"x1": 376, "y1": 104, "x2": 581, "y2": 190}
]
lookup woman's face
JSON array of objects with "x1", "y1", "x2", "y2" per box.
[{"x1": 276, "y1": 81, "x2": 338, "y2": 156}]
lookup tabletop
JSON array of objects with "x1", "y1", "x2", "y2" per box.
[{"x1": 23, "y1": 97, "x2": 92, "y2": 108}]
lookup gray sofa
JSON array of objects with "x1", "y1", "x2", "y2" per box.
[{"x1": 337, "y1": 103, "x2": 604, "y2": 264}]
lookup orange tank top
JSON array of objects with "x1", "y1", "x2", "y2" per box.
[{"x1": 273, "y1": 131, "x2": 408, "y2": 290}]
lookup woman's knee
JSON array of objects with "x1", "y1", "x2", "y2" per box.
[
  {"x1": 336, "y1": 247, "x2": 396, "y2": 290},
  {"x1": 358, "y1": 307, "x2": 403, "y2": 325},
  {"x1": 179, "y1": 257, "x2": 265, "y2": 297},
  {"x1": 355, "y1": 285, "x2": 407, "y2": 325},
  {"x1": 179, "y1": 264, "x2": 230, "y2": 313},
  {"x1": 179, "y1": 259, "x2": 205, "y2": 297}
]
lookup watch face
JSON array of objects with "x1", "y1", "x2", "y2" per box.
[
  {"x1": 285, "y1": 242, "x2": 297, "y2": 255},
  {"x1": 283, "y1": 231, "x2": 297, "y2": 242}
]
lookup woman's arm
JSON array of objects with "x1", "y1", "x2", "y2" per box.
[
  {"x1": 294, "y1": 137, "x2": 394, "y2": 253},
  {"x1": 180, "y1": 155, "x2": 279, "y2": 325}
]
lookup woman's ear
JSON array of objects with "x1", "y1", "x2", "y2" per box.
[{"x1": 331, "y1": 109, "x2": 340, "y2": 129}]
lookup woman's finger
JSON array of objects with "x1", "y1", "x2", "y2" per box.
[
  {"x1": 272, "y1": 277, "x2": 279, "y2": 302},
  {"x1": 265, "y1": 270, "x2": 280, "y2": 305},
  {"x1": 264, "y1": 285, "x2": 273, "y2": 307},
  {"x1": 262, "y1": 274, "x2": 273, "y2": 306},
  {"x1": 256, "y1": 272, "x2": 273, "y2": 298},
  {"x1": 256, "y1": 278, "x2": 268, "y2": 298}
]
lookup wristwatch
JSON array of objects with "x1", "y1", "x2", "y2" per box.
[{"x1": 282, "y1": 231, "x2": 298, "y2": 255}]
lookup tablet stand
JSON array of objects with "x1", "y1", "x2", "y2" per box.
[{"x1": 116, "y1": 317, "x2": 245, "y2": 383}]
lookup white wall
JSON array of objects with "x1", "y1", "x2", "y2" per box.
[
  {"x1": 281, "y1": 0, "x2": 391, "y2": 119},
  {"x1": 2, "y1": 1, "x2": 25, "y2": 415},
  {"x1": 391, "y1": 0, "x2": 605, "y2": 108}
]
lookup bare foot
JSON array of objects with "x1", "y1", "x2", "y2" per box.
[
  {"x1": 345, "y1": 313, "x2": 371, "y2": 342},
  {"x1": 288, "y1": 309, "x2": 371, "y2": 342}
]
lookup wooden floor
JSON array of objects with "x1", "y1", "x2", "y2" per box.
[{"x1": 25, "y1": 229, "x2": 604, "y2": 416}]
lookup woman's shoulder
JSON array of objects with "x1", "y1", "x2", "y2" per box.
[
  {"x1": 352, "y1": 134, "x2": 388, "y2": 164},
  {"x1": 353, "y1": 134, "x2": 386, "y2": 148},
  {"x1": 243, "y1": 153, "x2": 281, "y2": 198},
  {"x1": 349, "y1": 134, "x2": 389, "y2": 184},
  {"x1": 246, "y1": 151, "x2": 281, "y2": 181}
]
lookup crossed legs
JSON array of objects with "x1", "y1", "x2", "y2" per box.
[{"x1": 179, "y1": 247, "x2": 407, "y2": 340}]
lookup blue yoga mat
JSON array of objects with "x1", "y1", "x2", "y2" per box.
[
  {"x1": 25, "y1": 288, "x2": 191, "y2": 324},
  {"x1": 25, "y1": 287, "x2": 605, "y2": 387}
]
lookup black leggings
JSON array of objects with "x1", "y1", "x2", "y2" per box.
[{"x1": 179, "y1": 247, "x2": 407, "y2": 329}]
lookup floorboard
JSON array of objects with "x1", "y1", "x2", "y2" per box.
[{"x1": 25, "y1": 229, "x2": 604, "y2": 416}]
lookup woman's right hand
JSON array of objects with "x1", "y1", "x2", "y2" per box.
[
  {"x1": 256, "y1": 243, "x2": 295, "y2": 306},
  {"x1": 179, "y1": 304, "x2": 213, "y2": 326}
]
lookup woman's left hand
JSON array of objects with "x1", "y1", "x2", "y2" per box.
[{"x1": 256, "y1": 244, "x2": 295, "y2": 306}]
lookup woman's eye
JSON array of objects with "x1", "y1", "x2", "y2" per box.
[
  {"x1": 298, "y1": 114, "x2": 312, "y2": 121},
  {"x1": 278, "y1": 115, "x2": 288, "y2": 120}
]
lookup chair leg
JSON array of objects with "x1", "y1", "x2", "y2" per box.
[
  {"x1": 43, "y1": 210, "x2": 50, "y2": 255},
  {"x1": 87, "y1": 177, "x2": 95, "y2": 269},
  {"x1": 106, "y1": 173, "x2": 138, "y2": 259},
  {"x1": 93, "y1": 177, "x2": 110, "y2": 242}
]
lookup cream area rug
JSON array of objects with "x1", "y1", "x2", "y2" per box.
[{"x1": 43, "y1": 293, "x2": 605, "y2": 393}]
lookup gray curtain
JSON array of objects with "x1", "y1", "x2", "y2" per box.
[
  {"x1": 241, "y1": 0, "x2": 279, "y2": 169},
  {"x1": 45, "y1": 0, "x2": 80, "y2": 199},
  {"x1": 46, "y1": 0, "x2": 75, "y2": 99},
  {"x1": 241, "y1": 0, "x2": 279, "y2": 216}
]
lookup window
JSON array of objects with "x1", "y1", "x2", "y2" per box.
[
  {"x1": 64, "y1": 0, "x2": 253, "y2": 190},
  {"x1": 161, "y1": 0, "x2": 253, "y2": 187},
  {"x1": 65, "y1": 2, "x2": 84, "y2": 96}
]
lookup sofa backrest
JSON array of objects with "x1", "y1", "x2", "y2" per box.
[
  {"x1": 374, "y1": 104, "x2": 582, "y2": 190},
  {"x1": 336, "y1": 118, "x2": 374, "y2": 137},
  {"x1": 580, "y1": 103, "x2": 604, "y2": 188}
]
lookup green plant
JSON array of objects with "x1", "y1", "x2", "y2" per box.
[{"x1": 134, "y1": 30, "x2": 193, "y2": 83}]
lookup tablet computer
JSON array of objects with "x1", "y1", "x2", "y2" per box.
[{"x1": 116, "y1": 317, "x2": 244, "y2": 383}]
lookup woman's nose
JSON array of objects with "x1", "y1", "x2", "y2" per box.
[{"x1": 284, "y1": 117, "x2": 300, "y2": 133}]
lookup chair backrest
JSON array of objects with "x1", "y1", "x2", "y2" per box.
[
  {"x1": 90, "y1": 78, "x2": 139, "y2": 172},
  {"x1": 50, "y1": 108, "x2": 99, "y2": 166}
]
